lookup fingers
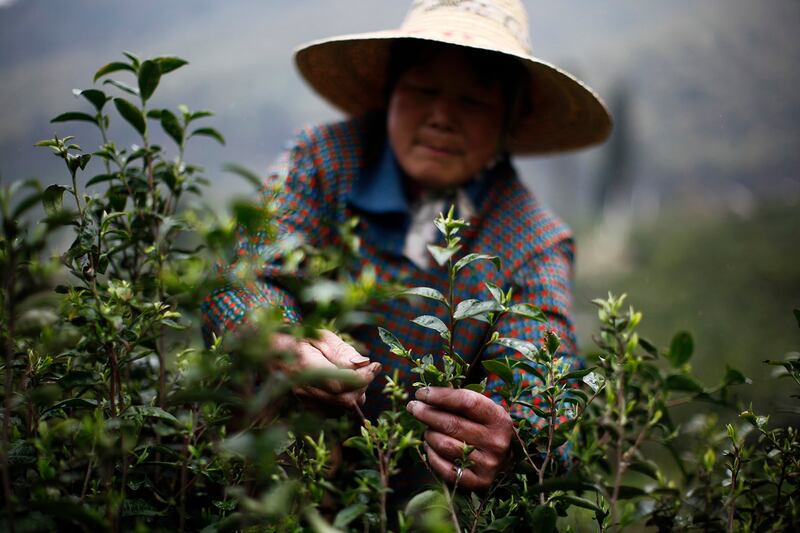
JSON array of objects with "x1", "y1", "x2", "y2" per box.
[
  {"x1": 311, "y1": 330, "x2": 371, "y2": 369},
  {"x1": 414, "y1": 387, "x2": 506, "y2": 426},
  {"x1": 406, "y1": 399, "x2": 487, "y2": 443},
  {"x1": 423, "y1": 442, "x2": 483, "y2": 491}
]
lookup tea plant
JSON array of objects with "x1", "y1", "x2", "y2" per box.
[{"x1": 2, "y1": 52, "x2": 798, "y2": 533}]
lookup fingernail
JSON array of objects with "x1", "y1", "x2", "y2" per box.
[
  {"x1": 350, "y1": 355, "x2": 370, "y2": 365},
  {"x1": 359, "y1": 393, "x2": 366, "y2": 405},
  {"x1": 406, "y1": 400, "x2": 417, "y2": 414},
  {"x1": 369, "y1": 362, "x2": 382, "y2": 373},
  {"x1": 415, "y1": 387, "x2": 430, "y2": 401}
]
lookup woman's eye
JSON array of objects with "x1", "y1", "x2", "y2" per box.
[
  {"x1": 462, "y1": 95, "x2": 492, "y2": 108},
  {"x1": 405, "y1": 84, "x2": 437, "y2": 96}
]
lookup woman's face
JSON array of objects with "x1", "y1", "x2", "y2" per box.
[{"x1": 387, "y1": 48, "x2": 506, "y2": 190}]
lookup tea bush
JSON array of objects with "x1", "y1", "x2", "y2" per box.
[{"x1": 1, "y1": 54, "x2": 797, "y2": 532}]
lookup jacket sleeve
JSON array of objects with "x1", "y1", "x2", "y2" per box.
[
  {"x1": 201, "y1": 128, "x2": 328, "y2": 342},
  {"x1": 483, "y1": 235, "x2": 579, "y2": 428}
]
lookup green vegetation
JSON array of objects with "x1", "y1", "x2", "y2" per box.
[{"x1": 1, "y1": 53, "x2": 798, "y2": 532}]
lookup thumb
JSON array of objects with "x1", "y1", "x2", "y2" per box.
[{"x1": 316, "y1": 329, "x2": 371, "y2": 369}]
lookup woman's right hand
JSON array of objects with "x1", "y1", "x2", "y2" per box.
[{"x1": 272, "y1": 329, "x2": 381, "y2": 408}]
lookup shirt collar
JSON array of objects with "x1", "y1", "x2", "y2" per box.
[{"x1": 347, "y1": 141, "x2": 497, "y2": 216}]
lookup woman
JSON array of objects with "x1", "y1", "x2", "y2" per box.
[{"x1": 203, "y1": 0, "x2": 611, "y2": 491}]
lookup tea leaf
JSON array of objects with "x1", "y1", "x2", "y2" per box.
[
  {"x1": 668, "y1": 331, "x2": 693, "y2": 367},
  {"x1": 223, "y1": 163, "x2": 263, "y2": 188},
  {"x1": 664, "y1": 374, "x2": 703, "y2": 393},
  {"x1": 453, "y1": 299, "x2": 504, "y2": 322},
  {"x1": 113, "y1": 97, "x2": 146, "y2": 135},
  {"x1": 494, "y1": 337, "x2": 538, "y2": 359},
  {"x1": 426, "y1": 244, "x2": 458, "y2": 266},
  {"x1": 72, "y1": 88, "x2": 109, "y2": 111},
  {"x1": 482, "y1": 359, "x2": 514, "y2": 385},
  {"x1": 103, "y1": 78, "x2": 140, "y2": 97},
  {"x1": 485, "y1": 280, "x2": 504, "y2": 303},
  {"x1": 137, "y1": 59, "x2": 161, "y2": 101},
  {"x1": 332, "y1": 503, "x2": 368, "y2": 528},
  {"x1": 159, "y1": 109, "x2": 184, "y2": 146},
  {"x1": 508, "y1": 303, "x2": 545, "y2": 322},
  {"x1": 94, "y1": 61, "x2": 135, "y2": 82},
  {"x1": 154, "y1": 56, "x2": 188, "y2": 74},
  {"x1": 530, "y1": 505, "x2": 557, "y2": 533},
  {"x1": 190, "y1": 127, "x2": 226, "y2": 145},
  {"x1": 86, "y1": 174, "x2": 116, "y2": 187},
  {"x1": 51, "y1": 112, "x2": 97, "y2": 125},
  {"x1": 411, "y1": 315, "x2": 449, "y2": 339},
  {"x1": 42, "y1": 184, "x2": 67, "y2": 216},
  {"x1": 402, "y1": 286, "x2": 448, "y2": 306},
  {"x1": 453, "y1": 253, "x2": 501, "y2": 273},
  {"x1": 378, "y1": 327, "x2": 408, "y2": 357}
]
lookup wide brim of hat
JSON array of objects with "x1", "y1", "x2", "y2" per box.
[{"x1": 294, "y1": 30, "x2": 612, "y2": 154}]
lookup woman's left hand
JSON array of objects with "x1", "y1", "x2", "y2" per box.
[{"x1": 406, "y1": 387, "x2": 514, "y2": 491}]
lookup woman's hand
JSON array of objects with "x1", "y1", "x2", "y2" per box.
[
  {"x1": 272, "y1": 329, "x2": 381, "y2": 408},
  {"x1": 406, "y1": 387, "x2": 513, "y2": 491}
]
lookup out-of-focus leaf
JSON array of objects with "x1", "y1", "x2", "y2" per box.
[
  {"x1": 124, "y1": 405, "x2": 181, "y2": 425},
  {"x1": 94, "y1": 61, "x2": 136, "y2": 82},
  {"x1": 159, "y1": 109, "x2": 184, "y2": 146},
  {"x1": 137, "y1": 59, "x2": 161, "y2": 101},
  {"x1": 668, "y1": 331, "x2": 693, "y2": 367},
  {"x1": 121, "y1": 499, "x2": 163, "y2": 518},
  {"x1": 72, "y1": 88, "x2": 109, "y2": 111},
  {"x1": 664, "y1": 374, "x2": 703, "y2": 393},
  {"x1": 223, "y1": 163, "x2": 262, "y2": 188},
  {"x1": 114, "y1": 97, "x2": 146, "y2": 135},
  {"x1": 155, "y1": 56, "x2": 188, "y2": 74},
  {"x1": 427, "y1": 244, "x2": 459, "y2": 266},
  {"x1": 29, "y1": 500, "x2": 107, "y2": 529},
  {"x1": 86, "y1": 174, "x2": 116, "y2": 187},
  {"x1": 190, "y1": 127, "x2": 225, "y2": 145},
  {"x1": 51, "y1": 112, "x2": 97, "y2": 125},
  {"x1": 529, "y1": 505, "x2": 557, "y2": 533},
  {"x1": 42, "y1": 184, "x2": 67, "y2": 216},
  {"x1": 304, "y1": 507, "x2": 344, "y2": 533},
  {"x1": 332, "y1": 503, "x2": 368, "y2": 529}
]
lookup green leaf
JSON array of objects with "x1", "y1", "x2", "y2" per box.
[
  {"x1": 103, "y1": 78, "x2": 140, "y2": 97},
  {"x1": 552, "y1": 494, "x2": 606, "y2": 516},
  {"x1": 121, "y1": 499, "x2": 162, "y2": 518},
  {"x1": 494, "y1": 337, "x2": 538, "y2": 359},
  {"x1": 85, "y1": 174, "x2": 116, "y2": 187},
  {"x1": 530, "y1": 505, "x2": 557, "y2": 533},
  {"x1": 402, "y1": 286, "x2": 448, "y2": 306},
  {"x1": 482, "y1": 359, "x2": 514, "y2": 385},
  {"x1": 668, "y1": 331, "x2": 693, "y2": 367},
  {"x1": 411, "y1": 315, "x2": 450, "y2": 339},
  {"x1": 72, "y1": 88, "x2": 109, "y2": 111},
  {"x1": 582, "y1": 371, "x2": 605, "y2": 392},
  {"x1": 42, "y1": 184, "x2": 67, "y2": 216},
  {"x1": 223, "y1": 163, "x2": 262, "y2": 188},
  {"x1": 405, "y1": 489, "x2": 446, "y2": 517},
  {"x1": 114, "y1": 97, "x2": 146, "y2": 135},
  {"x1": 304, "y1": 507, "x2": 343, "y2": 533},
  {"x1": 378, "y1": 327, "x2": 407, "y2": 356},
  {"x1": 723, "y1": 366, "x2": 750, "y2": 386},
  {"x1": 332, "y1": 503, "x2": 368, "y2": 528},
  {"x1": 124, "y1": 405, "x2": 181, "y2": 425},
  {"x1": 159, "y1": 109, "x2": 184, "y2": 146},
  {"x1": 453, "y1": 253, "x2": 501, "y2": 273},
  {"x1": 40, "y1": 398, "x2": 98, "y2": 417},
  {"x1": 137, "y1": 59, "x2": 161, "y2": 101},
  {"x1": 507, "y1": 303, "x2": 545, "y2": 322},
  {"x1": 50, "y1": 112, "x2": 97, "y2": 125},
  {"x1": 94, "y1": 61, "x2": 136, "y2": 82},
  {"x1": 122, "y1": 50, "x2": 141, "y2": 68},
  {"x1": 453, "y1": 299, "x2": 504, "y2": 322},
  {"x1": 664, "y1": 374, "x2": 703, "y2": 393},
  {"x1": 545, "y1": 331, "x2": 560, "y2": 355},
  {"x1": 427, "y1": 244, "x2": 459, "y2": 266},
  {"x1": 190, "y1": 127, "x2": 225, "y2": 145},
  {"x1": 485, "y1": 280, "x2": 504, "y2": 303},
  {"x1": 155, "y1": 56, "x2": 188, "y2": 74}
]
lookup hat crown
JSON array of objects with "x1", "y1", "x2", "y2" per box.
[{"x1": 402, "y1": 0, "x2": 532, "y2": 54}]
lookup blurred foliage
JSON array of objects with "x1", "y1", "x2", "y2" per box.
[{"x1": 577, "y1": 204, "x2": 800, "y2": 410}]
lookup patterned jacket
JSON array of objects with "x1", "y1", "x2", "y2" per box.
[{"x1": 201, "y1": 118, "x2": 578, "y2": 423}]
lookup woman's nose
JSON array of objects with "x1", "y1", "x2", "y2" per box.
[{"x1": 427, "y1": 95, "x2": 458, "y2": 131}]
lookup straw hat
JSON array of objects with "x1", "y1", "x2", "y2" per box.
[{"x1": 294, "y1": 0, "x2": 612, "y2": 154}]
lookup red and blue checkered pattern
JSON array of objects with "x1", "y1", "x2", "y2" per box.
[{"x1": 202, "y1": 119, "x2": 579, "y2": 426}]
